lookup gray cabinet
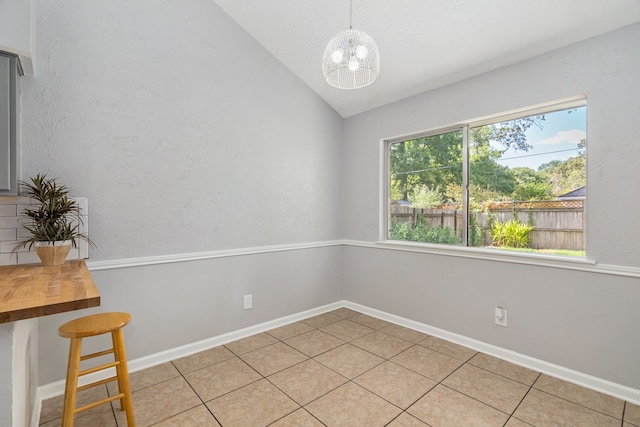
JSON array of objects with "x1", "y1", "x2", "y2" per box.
[{"x1": 0, "y1": 54, "x2": 17, "y2": 195}]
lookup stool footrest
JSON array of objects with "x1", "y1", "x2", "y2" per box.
[
  {"x1": 75, "y1": 393, "x2": 124, "y2": 414},
  {"x1": 80, "y1": 348, "x2": 114, "y2": 361},
  {"x1": 77, "y1": 375, "x2": 118, "y2": 393},
  {"x1": 79, "y1": 360, "x2": 120, "y2": 377}
]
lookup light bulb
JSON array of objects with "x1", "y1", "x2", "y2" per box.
[
  {"x1": 331, "y1": 49, "x2": 343, "y2": 63},
  {"x1": 356, "y1": 45, "x2": 368, "y2": 59},
  {"x1": 348, "y1": 58, "x2": 359, "y2": 71}
]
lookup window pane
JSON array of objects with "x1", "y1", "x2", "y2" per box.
[
  {"x1": 389, "y1": 129, "x2": 463, "y2": 245},
  {"x1": 469, "y1": 106, "x2": 586, "y2": 256}
]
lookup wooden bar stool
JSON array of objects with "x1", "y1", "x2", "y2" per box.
[{"x1": 58, "y1": 312, "x2": 136, "y2": 427}]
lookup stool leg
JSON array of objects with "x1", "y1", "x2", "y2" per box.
[
  {"x1": 61, "y1": 337, "x2": 82, "y2": 427},
  {"x1": 112, "y1": 328, "x2": 135, "y2": 426}
]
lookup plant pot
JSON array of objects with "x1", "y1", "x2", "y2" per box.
[{"x1": 34, "y1": 241, "x2": 72, "y2": 266}]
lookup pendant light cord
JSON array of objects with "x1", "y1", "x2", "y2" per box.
[{"x1": 350, "y1": 0, "x2": 353, "y2": 29}]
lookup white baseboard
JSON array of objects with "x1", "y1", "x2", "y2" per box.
[
  {"x1": 344, "y1": 301, "x2": 640, "y2": 406},
  {"x1": 37, "y1": 301, "x2": 344, "y2": 401},
  {"x1": 36, "y1": 299, "x2": 640, "y2": 421}
]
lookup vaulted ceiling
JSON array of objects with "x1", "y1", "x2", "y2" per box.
[{"x1": 213, "y1": 1, "x2": 640, "y2": 118}]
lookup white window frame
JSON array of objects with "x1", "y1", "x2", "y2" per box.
[{"x1": 379, "y1": 96, "x2": 589, "y2": 265}]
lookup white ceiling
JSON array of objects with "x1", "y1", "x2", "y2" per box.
[{"x1": 212, "y1": 0, "x2": 640, "y2": 118}]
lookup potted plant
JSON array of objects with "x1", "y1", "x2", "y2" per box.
[{"x1": 12, "y1": 174, "x2": 93, "y2": 265}]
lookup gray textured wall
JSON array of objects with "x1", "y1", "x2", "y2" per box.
[
  {"x1": 342, "y1": 23, "x2": 640, "y2": 389},
  {"x1": 22, "y1": 1, "x2": 344, "y2": 385},
  {"x1": 21, "y1": 0, "x2": 343, "y2": 261}
]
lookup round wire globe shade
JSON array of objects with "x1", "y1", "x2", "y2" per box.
[{"x1": 322, "y1": 28, "x2": 380, "y2": 89}]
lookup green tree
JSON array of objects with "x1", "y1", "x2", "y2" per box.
[
  {"x1": 390, "y1": 130, "x2": 462, "y2": 203},
  {"x1": 512, "y1": 182, "x2": 554, "y2": 201},
  {"x1": 469, "y1": 126, "x2": 516, "y2": 202},
  {"x1": 550, "y1": 156, "x2": 586, "y2": 195},
  {"x1": 408, "y1": 185, "x2": 442, "y2": 209},
  {"x1": 445, "y1": 183, "x2": 504, "y2": 208},
  {"x1": 538, "y1": 159, "x2": 563, "y2": 174},
  {"x1": 538, "y1": 139, "x2": 586, "y2": 196},
  {"x1": 390, "y1": 116, "x2": 546, "y2": 206},
  {"x1": 511, "y1": 167, "x2": 553, "y2": 200},
  {"x1": 486, "y1": 116, "x2": 545, "y2": 151},
  {"x1": 511, "y1": 167, "x2": 546, "y2": 185}
]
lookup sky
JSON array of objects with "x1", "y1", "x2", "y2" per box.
[{"x1": 491, "y1": 106, "x2": 586, "y2": 170}]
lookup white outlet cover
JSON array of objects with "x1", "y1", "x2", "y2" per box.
[{"x1": 495, "y1": 307, "x2": 508, "y2": 327}]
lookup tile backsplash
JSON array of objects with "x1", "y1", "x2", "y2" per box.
[{"x1": 0, "y1": 197, "x2": 89, "y2": 266}]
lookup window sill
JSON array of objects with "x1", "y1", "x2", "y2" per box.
[
  {"x1": 376, "y1": 239, "x2": 593, "y2": 266},
  {"x1": 345, "y1": 239, "x2": 640, "y2": 278}
]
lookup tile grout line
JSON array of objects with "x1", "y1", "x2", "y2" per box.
[
  {"x1": 44, "y1": 308, "x2": 635, "y2": 426},
  {"x1": 466, "y1": 356, "x2": 540, "y2": 388},
  {"x1": 187, "y1": 320, "x2": 630, "y2": 427},
  {"x1": 107, "y1": 363, "x2": 208, "y2": 426},
  {"x1": 380, "y1": 341, "x2": 540, "y2": 425},
  {"x1": 170, "y1": 323, "x2": 329, "y2": 425},
  {"x1": 105, "y1": 383, "x2": 122, "y2": 427},
  {"x1": 266, "y1": 320, "x2": 356, "y2": 423},
  {"x1": 225, "y1": 329, "x2": 335, "y2": 426},
  {"x1": 532, "y1": 372, "x2": 628, "y2": 421},
  {"x1": 266, "y1": 313, "x2": 405, "y2": 425},
  {"x1": 501, "y1": 371, "x2": 541, "y2": 427},
  {"x1": 341, "y1": 308, "x2": 631, "y2": 421},
  {"x1": 532, "y1": 386, "x2": 625, "y2": 423},
  {"x1": 306, "y1": 318, "x2": 451, "y2": 425},
  {"x1": 297, "y1": 315, "x2": 493, "y2": 426},
  {"x1": 379, "y1": 345, "x2": 479, "y2": 425},
  {"x1": 253, "y1": 329, "x2": 325, "y2": 426},
  {"x1": 169, "y1": 359, "x2": 224, "y2": 426},
  {"x1": 109, "y1": 381, "x2": 121, "y2": 427},
  {"x1": 421, "y1": 352, "x2": 517, "y2": 419}
]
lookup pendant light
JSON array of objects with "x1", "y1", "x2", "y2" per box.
[{"x1": 322, "y1": 0, "x2": 380, "y2": 89}]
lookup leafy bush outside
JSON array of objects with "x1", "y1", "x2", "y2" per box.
[
  {"x1": 390, "y1": 221, "x2": 460, "y2": 245},
  {"x1": 408, "y1": 185, "x2": 442, "y2": 209},
  {"x1": 489, "y1": 218, "x2": 534, "y2": 248},
  {"x1": 468, "y1": 214, "x2": 485, "y2": 247}
]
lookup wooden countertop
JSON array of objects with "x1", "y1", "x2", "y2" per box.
[{"x1": 0, "y1": 260, "x2": 100, "y2": 324}]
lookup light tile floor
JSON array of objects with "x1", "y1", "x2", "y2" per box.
[{"x1": 40, "y1": 308, "x2": 640, "y2": 426}]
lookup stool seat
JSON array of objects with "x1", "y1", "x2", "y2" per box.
[
  {"x1": 59, "y1": 312, "x2": 131, "y2": 338},
  {"x1": 58, "y1": 312, "x2": 135, "y2": 426}
]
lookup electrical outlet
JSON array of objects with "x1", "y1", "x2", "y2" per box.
[
  {"x1": 243, "y1": 294, "x2": 252, "y2": 310},
  {"x1": 495, "y1": 307, "x2": 508, "y2": 327}
]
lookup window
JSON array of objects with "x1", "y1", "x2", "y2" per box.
[{"x1": 386, "y1": 100, "x2": 587, "y2": 257}]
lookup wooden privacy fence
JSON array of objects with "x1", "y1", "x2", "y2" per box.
[{"x1": 391, "y1": 200, "x2": 584, "y2": 250}]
